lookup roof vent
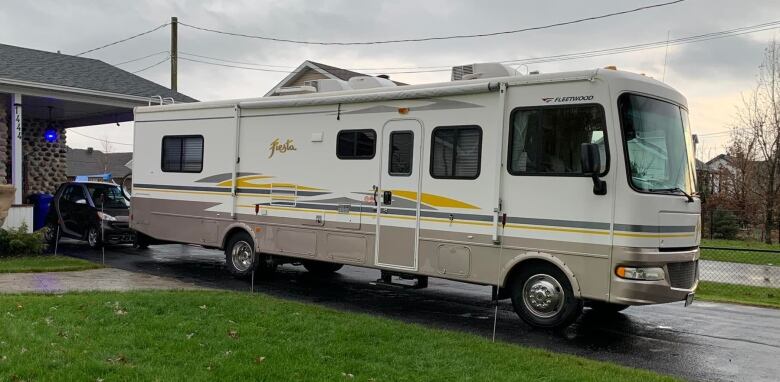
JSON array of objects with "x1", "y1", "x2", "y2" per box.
[
  {"x1": 452, "y1": 63, "x2": 513, "y2": 81},
  {"x1": 348, "y1": 76, "x2": 397, "y2": 90},
  {"x1": 303, "y1": 79, "x2": 351, "y2": 93}
]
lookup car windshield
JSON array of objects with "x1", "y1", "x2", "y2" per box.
[
  {"x1": 87, "y1": 184, "x2": 129, "y2": 209},
  {"x1": 618, "y1": 94, "x2": 696, "y2": 194}
]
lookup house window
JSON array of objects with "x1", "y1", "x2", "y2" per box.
[
  {"x1": 430, "y1": 126, "x2": 482, "y2": 179},
  {"x1": 337, "y1": 129, "x2": 376, "y2": 159},
  {"x1": 389, "y1": 131, "x2": 414, "y2": 176},
  {"x1": 508, "y1": 105, "x2": 607, "y2": 176},
  {"x1": 162, "y1": 135, "x2": 204, "y2": 173}
]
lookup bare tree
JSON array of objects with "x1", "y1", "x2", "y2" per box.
[
  {"x1": 734, "y1": 39, "x2": 780, "y2": 243},
  {"x1": 96, "y1": 135, "x2": 113, "y2": 177}
]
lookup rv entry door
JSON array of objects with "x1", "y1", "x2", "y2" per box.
[{"x1": 375, "y1": 119, "x2": 423, "y2": 270}]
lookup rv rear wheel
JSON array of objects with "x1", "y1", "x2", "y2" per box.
[
  {"x1": 224, "y1": 231, "x2": 276, "y2": 277},
  {"x1": 302, "y1": 260, "x2": 343, "y2": 275},
  {"x1": 510, "y1": 263, "x2": 583, "y2": 329}
]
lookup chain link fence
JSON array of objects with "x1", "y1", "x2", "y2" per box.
[{"x1": 699, "y1": 246, "x2": 780, "y2": 294}]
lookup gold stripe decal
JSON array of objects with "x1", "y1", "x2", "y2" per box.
[{"x1": 391, "y1": 190, "x2": 479, "y2": 209}]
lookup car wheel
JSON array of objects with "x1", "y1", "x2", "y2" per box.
[
  {"x1": 510, "y1": 263, "x2": 583, "y2": 329},
  {"x1": 588, "y1": 301, "x2": 629, "y2": 314},
  {"x1": 303, "y1": 260, "x2": 343, "y2": 275},
  {"x1": 87, "y1": 226, "x2": 103, "y2": 249},
  {"x1": 224, "y1": 231, "x2": 276, "y2": 277}
]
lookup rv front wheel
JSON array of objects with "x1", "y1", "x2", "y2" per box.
[
  {"x1": 225, "y1": 231, "x2": 258, "y2": 277},
  {"x1": 510, "y1": 263, "x2": 583, "y2": 329}
]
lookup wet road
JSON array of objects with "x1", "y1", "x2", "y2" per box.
[{"x1": 59, "y1": 242, "x2": 779, "y2": 382}]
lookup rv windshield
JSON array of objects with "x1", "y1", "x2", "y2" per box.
[{"x1": 619, "y1": 93, "x2": 696, "y2": 195}]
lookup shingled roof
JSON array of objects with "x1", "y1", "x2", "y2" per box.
[
  {"x1": 0, "y1": 43, "x2": 196, "y2": 102},
  {"x1": 265, "y1": 60, "x2": 407, "y2": 96},
  {"x1": 66, "y1": 147, "x2": 133, "y2": 179}
]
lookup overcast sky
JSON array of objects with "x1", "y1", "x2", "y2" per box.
[{"x1": 2, "y1": 0, "x2": 779, "y2": 160}]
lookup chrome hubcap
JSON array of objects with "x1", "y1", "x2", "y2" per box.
[
  {"x1": 231, "y1": 241, "x2": 254, "y2": 272},
  {"x1": 522, "y1": 274, "x2": 564, "y2": 318}
]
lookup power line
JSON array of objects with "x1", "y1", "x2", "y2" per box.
[
  {"x1": 178, "y1": 0, "x2": 685, "y2": 46},
  {"x1": 177, "y1": 20, "x2": 780, "y2": 76},
  {"x1": 132, "y1": 57, "x2": 171, "y2": 74},
  {"x1": 75, "y1": 22, "x2": 169, "y2": 56},
  {"x1": 68, "y1": 129, "x2": 133, "y2": 146},
  {"x1": 113, "y1": 50, "x2": 170, "y2": 66}
]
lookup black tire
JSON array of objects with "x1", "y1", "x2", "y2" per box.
[
  {"x1": 509, "y1": 263, "x2": 583, "y2": 329},
  {"x1": 42, "y1": 222, "x2": 59, "y2": 249},
  {"x1": 588, "y1": 301, "x2": 629, "y2": 314},
  {"x1": 134, "y1": 232, "x2": 151, "y2": 250},
  {"x1": 224, "y1": 231, "x2": 276, "y2": 277},
  {"x1": 303, "y1": 260, "x2": 343, "y2": 275},
  {"x1": 86, "y1": 225, "x2": 103, "y2": 249}
]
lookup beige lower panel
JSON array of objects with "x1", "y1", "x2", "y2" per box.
[{"x1": 131, "y1": 197, "x2": 611, "y2": 299}]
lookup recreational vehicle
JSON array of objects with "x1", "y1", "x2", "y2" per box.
[{"x1": 131, "y1": 64, "x2": 700, "y2": 328}]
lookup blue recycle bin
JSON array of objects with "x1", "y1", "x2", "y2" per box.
[{"x1": 29, "y1": 193, "x2": 54, "y2": 231}]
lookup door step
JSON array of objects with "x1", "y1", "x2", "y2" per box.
[{"x1": 375, "y1": 270, "x2": 428, "y2": 289}]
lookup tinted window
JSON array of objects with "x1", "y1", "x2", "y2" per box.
[
  {"x1": 87, "y1": 184, "x2": 129, "y2": 208},
  {"x1": 337, "y1": 130, "x2": 376, "y2": 159},
  {"x1": 63, "y1": 185, "x2": 86, "y2": 203},
  {"x1": 430, "y1": 126, "x2": 482, "y2": 179},
  {"x1": 508, "y1": 105, "x2": 607, "y2": 175},
  {"x1": 389, "y1": 131, "x2": 414, "y2": 176},
  {"x1": 162, "y1": 136, "x2": 203, "y2": 173}
]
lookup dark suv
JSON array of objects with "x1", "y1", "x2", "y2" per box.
[{"x1": 45, "y1": 182, "x2": 133, "y2": 248}]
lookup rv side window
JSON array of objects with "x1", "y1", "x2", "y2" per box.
[
  {"x1": 161, "y1": 135, "x2": 204, "y2": 173},
  {"x1": 430, "y1": 126, "x2": 482, "y2": 179},
  {"x1": 389, "y1": 131, "x2": 414, "y2": 176},
  {"x1": 337, "y1": 129, "x2": 376, "y2": 159},
  {"x1": 508, "y1": 105, "x2": 607, "y2": 176}
]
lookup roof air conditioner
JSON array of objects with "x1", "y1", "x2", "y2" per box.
[
  {"x1": 273, "y1": 85, "x2": 317, "y2": 96},
  {"x1": 303, "y1": 79, "x2": 351, "y2": 93},
  {"x1": 451, "y1": 63, "x2": 513, "y2": 81},
  {"x1": 348, "y1": 76, "x2": 397, "y2": 90}
]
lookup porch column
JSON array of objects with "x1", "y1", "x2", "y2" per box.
[{"x1": 10, "y1": 93, "x2": 22, "y2": 204}]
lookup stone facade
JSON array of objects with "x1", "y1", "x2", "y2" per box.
[
  {"x1": 22, "y1": 118, "x2": 67, "y2": 196},
  {"x1": 0, "y1": 103, "x2": 70, "y2": 197}
]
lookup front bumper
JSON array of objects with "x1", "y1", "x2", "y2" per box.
[
  {"x1": 100, "y1": 221, "x2": 135, "y2": 244},
  {"x1": 610, "y1": 246, "x2": 699, "y2": 305}
]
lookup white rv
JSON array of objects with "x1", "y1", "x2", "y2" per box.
[{"x1": 130, "y1": 64, "x2": 700, "y2": 328}]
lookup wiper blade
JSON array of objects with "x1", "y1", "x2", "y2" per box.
[{"x1": 649, "y1": 187, "x2": 694, "y2": 202}]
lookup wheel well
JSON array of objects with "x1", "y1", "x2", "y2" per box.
[
  {"x1": 498, "y1": 258, "x2": 571, "y2": 300},
  {"x1": 221, "y1": 226, "x2": 252, "y2": 249}
]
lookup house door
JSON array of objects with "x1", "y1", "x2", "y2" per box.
[{"x1": 375, "y1": 119, "x2": 423, "y2": 270}]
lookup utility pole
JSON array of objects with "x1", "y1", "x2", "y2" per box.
[{"x1": 171, "y1": 16, "x2": 178, "y2": 92}]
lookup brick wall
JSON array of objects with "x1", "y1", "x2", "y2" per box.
[
  {"x1": 22, "y1": 118, "x2": 67, "y2": 196},
  {"x1": 0, "y1": 103, "x2": 8, "y2": 185}
]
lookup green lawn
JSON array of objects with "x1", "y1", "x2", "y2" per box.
[
  {"x1": 696, "y1": 281, "x2": 780, "y2": 309},
  {"x1": 0, "y1": 256, "x2": 102, "y2": 273},
  {"x1": 0, "y1": 291, "x2": 678, "y2": 382},
  {"x1": 700, "y1": 239, "x2": 780, "y2": 265}
]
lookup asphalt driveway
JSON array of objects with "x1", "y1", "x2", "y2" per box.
[{"x1": 56, "y1": 242, "x2": 780, "y2": 382}]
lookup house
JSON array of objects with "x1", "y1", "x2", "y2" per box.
[
  {"x1": 66, "y1": 147, "x2": 132, "y2": 182},
  {"x1": 703, "y1": 154, "x2": 738, "y2": 194},
  {"x1": 264, "y1": 60, "x2": 406, "y2": 96},
  {"x1": 0, "y1": 43, "x2": 195, "y2": 229},
  {"x1": 0, "y1": 43, "x2": 195, "y2": 199}
]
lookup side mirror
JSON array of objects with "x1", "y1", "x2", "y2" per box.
[
  {"x1": 75, "y1": 199, "x2": 87, "y2": 205},
  {"x1": 580, "y1": 143, "x2": 607, "y2": 195}
]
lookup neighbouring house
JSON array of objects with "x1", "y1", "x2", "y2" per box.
[
  {"x1": 66, "y1": 147, "x2": 132, "y2": 182},
  {"x1": 702, "y1": 154, "x2": 738, "y2": 195},
  {"x1": 0, "y1": 43, "x2": 195, "y2": 229},
  {"x1": 264, "y1": 60, "x2": 406, "y2": 96}
]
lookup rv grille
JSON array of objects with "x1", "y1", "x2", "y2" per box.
[
  {"x1": 451, "y1": 65, "x2": 474, "y2": 81},
  {"x1": 667, "y1": 261, "x2": 698, "y2": 289}
]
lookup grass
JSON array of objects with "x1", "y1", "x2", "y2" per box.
[
  {"x1": 0, "y1": 291, "x2": 678, "y2": 382},
  {"x1": 696, "y1": 281, "x2": 780, "y2": 309},
  {"x1": 0, "y1": 256, "x2": 102, "y2": 273},
  {"x1": 700, "y1": 239, "x2": 780, "y2": 265}
]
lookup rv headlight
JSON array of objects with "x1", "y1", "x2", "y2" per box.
[
  {"x1": 97, "y1": 211, "x2": 117, "y2": 222},
  {"x1": 616, "y1": 266, "x2": 665, "y2": 281}
]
